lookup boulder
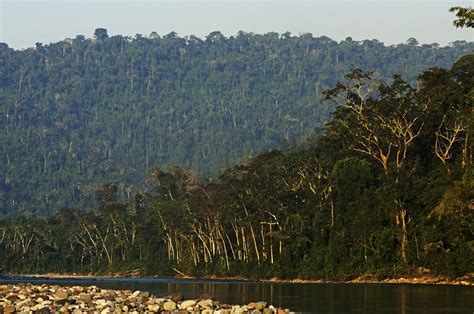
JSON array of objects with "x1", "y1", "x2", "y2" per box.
[
  {"x1": 77, "y1": 294, "x2": 92, "y2": 303},
  {"x1": 232, "y1": 306, "x2": 245, "y2": 313},
  {"x1": 171, "y1": 293, "x2": 183, "y2": 303},
  {"x1": 163, "y1": 301, "x2": 177, "y2": 311},
  {"x1": 147, "y1": 304, "x2": 160, "y2": 312},
  {"x1": 198, "y1": 299, "x2": 214, "y2": 308},
  {"x1": 180, "y1": 300, "x2": 197, "y2": 309},
  {"x1": 4, "y1": 304, "x2": 16, "y2": 313},
  {"x1": 255, "y1": 302, "x2": 267, "y2": 311},
  {"x1": 54, "y1": 290, "x2": 69, "y2": 299}
]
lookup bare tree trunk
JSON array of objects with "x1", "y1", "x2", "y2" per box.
[
  {"x1": 232, "y1": 223, "x2": 242, "y2": 261},
  {"x1": 269, "y1": 224, "x2": 274, "y2": 264},
  {"x1": 249, "y1": 223, "x2": 260, "y2": 263},
  {"x1": 462, "y1": 133, "x2": 469, "y2": 168},
  {"x1": 260, "y1": 224, "x2": 266, "y2": 261},
  {"x1": 396, "y1": 207, "x2": 409, "y2": 265},
  {"x1": 225, "y1": 231, "x2": 236, "y2": 261},
  {"x1": 191, "y1": 241, "x2": 198, "y2": 265},
  {"x1": 218, "y1": 228, "x2": 230, "y2": 270},
  {"x1": 241, "y1": 227, "x2": 248, "y2": 262}
]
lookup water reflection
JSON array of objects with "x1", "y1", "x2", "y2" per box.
[{"x1": 1, "y1": 278, "x2": 473, "y2": 313}]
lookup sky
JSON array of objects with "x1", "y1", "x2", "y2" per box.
[{"x1": 0, "y1": 0, "x2": 472, "y2": 50}]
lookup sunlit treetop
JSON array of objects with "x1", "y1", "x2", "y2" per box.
[{"x1": 449, "y1": 6, "x2": 474, "y2": 28}]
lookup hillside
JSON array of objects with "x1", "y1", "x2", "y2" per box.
[
  {"x1": 0, "y1": 53, "x2": 472, "y2": 279},
  {"x1": 0, "y1": 30, "x2": 473, "y2": 215}
]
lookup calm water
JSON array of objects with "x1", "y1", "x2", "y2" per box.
[{"x1": 1, "y1": 277, "x2": 473, "y2": 313}]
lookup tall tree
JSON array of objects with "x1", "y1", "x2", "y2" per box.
[{"x1": 449, "y1": 6, "x2": 474, "y2": 28}]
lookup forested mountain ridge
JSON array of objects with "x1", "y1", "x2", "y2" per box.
[
  {"x1": 0, "y1": 30, "x2": 473, "y2": 215},
  {"x1": 0, "y1": 53, "x2": 472, "y2": 279}
]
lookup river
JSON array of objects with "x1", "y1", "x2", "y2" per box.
[{"x1": 1, "y1": 277, "x2": 473, "y2": 313}]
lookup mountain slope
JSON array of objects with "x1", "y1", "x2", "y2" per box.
[{"x1": 0, "y1": 31, "x2": 472, "y2": 215}]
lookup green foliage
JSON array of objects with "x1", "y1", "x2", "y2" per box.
[
  {"x1": 420, "y1": 213, "x2": 474, "y2": 277},
  {"x1": 0, "y1": 32, "x2": 473, "y2": 281},
  {"x1": 0, "y1": 31, "x2": 473, "y2": 216},
  {"x1": 449, "y1": 7, "x2": 474, "y2": 28}
]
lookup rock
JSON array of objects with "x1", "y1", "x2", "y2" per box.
[
  {"x1": 147, "y1": 304, "x2": 160, "y2": 312},
  {"x1": 0, "y1": 283, "x2": 286, "y2": 313},
  {"x1": 171, "y1": 293, "x2": 184, "y2": 303},
  {"x1": 76, "y1": 294, "x2": 92, "y2": 303},
  {"x1": 255, "y1": 302, "x2": 267, "y2": 311},
  {"x1": 54, "y1": 290, "x2": 69, "y2": 299},
  {"x1": 232, "y1": 305, "x2": 245, "y2": 313},
  {"x1": 180, "y1": 300, "x2": 197, "y2": 309},
  {"x1": 103, "y1": 294, "x2": 115, "y2": 301},
  {"x1": 4, "y1": 304, "x2": 16, "y2": 313},
  {"x1": 163, "y1": 301, "x2": 177, "y2": 311},
  {"x1": 198, "y1": 299, "x2": 214, "y2": 308},
  {"x1": 6, "y1": 295, "x2": 18, "y2": 302},
  {"x1": 32, "y1": 303, "x2": 46, "y2": 311},
  {"x1": 16, "y1": 299, "x2": 30, "y2": 308},
  {"x1": 55, "y1": 298, "x2": 68, "y2": 305}
]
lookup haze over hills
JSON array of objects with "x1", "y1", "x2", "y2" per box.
[{"x1": 0, "y1": 30, "x2": 473, "y2": 216}]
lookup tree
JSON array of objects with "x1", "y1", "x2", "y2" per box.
[
  {"x1": 94, "y1": 28, "x2": 109, "y2": 40},
  {"x1": 0, "y1": 28, "x2": 472, "y2": 217},
  {"x1": 406, "y1": 38, "x2": 419, "y2": 46},
  {"x1": 324, "y1": 70, "x2": 428, "y2": 265},
  {"x1": 449, "y1": 7, "x2": 474, "y2": 28},
  {"x1": 324, "y1": 70, "x2": 426, "y2": 173}
]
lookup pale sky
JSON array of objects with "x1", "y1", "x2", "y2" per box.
[{"x1": 0, "y1": 0, "x2": 473, "y2": 49}]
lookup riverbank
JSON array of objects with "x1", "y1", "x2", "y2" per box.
[
  {"x1": 2, "y1": 272, "x2": 473, "y2": 286},
  {"x1": 0, "y1": 283, "x2": 288, "y2": 313}
]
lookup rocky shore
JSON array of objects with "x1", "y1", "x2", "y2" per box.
[{"x1": 0, "y1": 284, "x2": 290, "y2": 313}]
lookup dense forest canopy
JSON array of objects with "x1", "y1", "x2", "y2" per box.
[
  {"x1": 0, "y1": 30, "x2": 473, "y2": 215},
  {"x1": 0, "y1": 53, "x2": 472, "y2": 279}
]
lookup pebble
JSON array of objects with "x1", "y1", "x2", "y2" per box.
[
  {"x1": 180, "y1": 299, "x2": 197, "y2": 308},
  {"x1": 0, "y1": 283, "x2": 287, "y2": 313},
  {"x1": 163, "y1": 300, "x2": 177, "y2": 311}
]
